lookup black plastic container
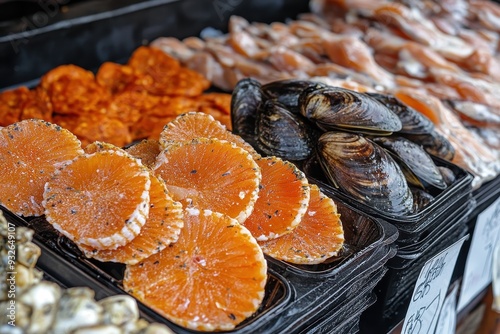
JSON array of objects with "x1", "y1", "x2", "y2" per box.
[
  {"x1": 358, "y1": 198, "x2": 475, "y2": 333},
  {"x1": 299, "y1": 263, "x2": 389, "y2": 334},
  {"x1": 303, "y1": 286, "x2": 380, "y2": 334},
  {"x1": 0, "y1": 0, "x2": 311, "y2": 90},
  {"x1": 1, "y1": 189, "x2": 398, "y2": 334}
]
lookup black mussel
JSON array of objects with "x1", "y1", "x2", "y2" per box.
[
  {"x1": 317, "y1": 131, "x2": 414, "y2": 215},
  {"x1": 300, "y1": 151, "x2": 325, "y2": 180},
  {"x1": 372, "y1": 136, "x2": 447, "y2": 190},
  {"x1": 231, "y1": 78, "x2": 262, "y2": 145},
  {"x1": 411, "y1": 187, "x2": 435, "y2": 213},
  {"x1": 438, "y1": 166, "x2": 456, "y2": 186},
  {"x1": 366, "y1": 93, "x2": 435, "y2": 134},
  {"x1": 256, "y1": 99, "x2": 319, "y2": 161},
  {"x1": 403, "y1": 130, "x2": 455, "y2": 161},
  {"x1": 300, "y1": 87, "x2": 403, "y2": 135},
  {"x1": 261, "y1": 79, "x2": 327, "y2": 113}
]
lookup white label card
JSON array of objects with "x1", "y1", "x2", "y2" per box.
[
  {"x1": 458, "y1": 197, "x2": 500, "y2": 312},
  {"x1": 401, "y1": 236, "x2": 467, "y2": 334},
  {"x1": 435, "y1": 284, "x2": 459, "y2": 334}
]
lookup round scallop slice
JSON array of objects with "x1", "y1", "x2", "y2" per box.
[
  {"x1": 0, "y1": 119, "x2": 84, "y2": 216},
  {"x1": 43, "y1": 150, "x2": 150, "y2": 250},
  {"x1": 259, "y1": 184, "x2": 345, "y2": 264},
  {"x1": 153, "y1": 138, "x2": 261, "y2": 224},
  {"x1": 243, "y1": 156, "x2": 310, "y2": 241},
  {"x1": 159, "y1": 111, "x2": 260, "y2": 158},
  {"x1": 123, "y1": 209, "x2": 267, "y2": 331},
  {"x1": 79, "y1": 172, "x2": 183, "y2": 264}
]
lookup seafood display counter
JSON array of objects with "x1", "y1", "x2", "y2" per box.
[{"x1": 1, "y1": 0, "x2": 500, "y2": 334}]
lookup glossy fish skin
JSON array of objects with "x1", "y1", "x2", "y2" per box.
[
  {"x1": 261, "y1": 79, "x2": 327, "y2": 113},
  {"x1": 366, "y1": 92, "x2": 435, "y2": 134},
  {"x1": 299, "y1": 86, "x2": 403, "y2": 135},
  {"x1": 256, "y1": 99, "x2": 319, "y2": 161},
  {"x1": 403, "y1": 130, "x2": 455, "y2": 161},
  {"x1": 317, "y1": 131, "x2": 414, "y2": 215},
  {"x1": 372, "y1": 136, "x2": 447, "y2": 190},
  {"x1": 230, "y1": 78, "x2": 263, "y2": 145}
]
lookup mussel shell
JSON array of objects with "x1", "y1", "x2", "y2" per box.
[
  {"x1": 372, "y1": 136, "x2": 447, "y2": 190},
  {"x1": 261, "y1": 79, "x2": 327, "y2": 113},
  {"x1": 317, "y1": 131, "x2": 413, "y2": 215},
  {"x1": 231, "y1": 78, "x2": 262, "y2": 145},
  {"x1": 366, "y1": 92, "x2": 435, "y2": 134},
  {"x1": 411, "y1": 187, "x2": 435, "y2": 213},
  {"x1": 403, "y1": 130, "x2": 455, "y2": 161},
  {"x1": 300, "y1": 87, "x2": 403, "y2": 135},
  {"x1": 438, "y1": 166, "x2": 456, "y2": 186},
  {"x1": 300, "y1": 151, "x2": 324, "y2": 180},
  {"x1": 256, "y1": 99, "x2": 319, "y2": 161}
]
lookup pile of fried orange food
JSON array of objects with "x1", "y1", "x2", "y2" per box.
[{"x1": 0, "y1": 46, "x2": 232, "y2": 147}]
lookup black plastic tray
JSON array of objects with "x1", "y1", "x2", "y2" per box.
[
  {"x1": 394, "y1": 198, "x2": 476, "y2": 263},
  {"x1": 359, "y1": 220, "x2": 471, "y2": 333},
  {"x1": 382, "y1": 202, "x2": 473, "y2": 297},
  {"x1": 1, "y1": 189, "x2": 398, "y2": 334},
  {"x1": 303, "y1": 283, "x2": 380, "y2": 334},
  {"x1": 0, "y1": 0, "x2": 311, "y2": 90}
]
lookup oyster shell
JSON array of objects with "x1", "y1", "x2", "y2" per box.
[
  {"x1": 366, "y1": 93, "x2": 435, "y2": 134},
  {"x1": 18, "y1": 282, "x2": 62, "y2": 334},
  {"x1": 256, "y1": 99, "x2": 319, "y2": 160},
  {"x1": 372, "y1": 136, "x2": 447, "y2": 190},
  {"x1": 72, "y1": 325, "x2": 122, "y2": 334},
  {"x1": 317, "y1": 131, "x2": 413, "y2": 215},
  {"x1": 99, "y1": 295, "x2": 139, "y2": 327},
  {"x1": 300, "y1": 87, "x2": 402, "y2": 135},
  {"x1": 230, "y1": 78, "x2": 262, "y2": 146},
  {"x1": 51, "y1": 287, "x2": 104, "y2": 334}
]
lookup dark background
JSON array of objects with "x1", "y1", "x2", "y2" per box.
[{"x1": 0, "y1": 0, "x2": 310, "y2": 89}]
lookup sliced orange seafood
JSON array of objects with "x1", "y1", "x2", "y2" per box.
[
  {"x1": 80, "y1": 172, "x2": 183, "y2": 265},
  {"x1": 84, "y1": 141, "x2": 122, "y2": 154},
  {"x1": 125, "y1": 139, "x2": 161, "y2": 169},
  {"x1": 123, "y1": 209, "x2": 267, "y2": 331},
  {"x1": 0, "y1": 119, "x2": 84, "y2": 216},
  {"x1": 243, "y1": 156, "x2": 310, "y2": 241},
  {"x1": 259, "y1": 184, "x2": 344, "y2": 264},
  {"x1": 153, "y1": 138, "x2": 261, "y2": 224},
  {"x1": 158, "y1": 111, "x2": 259, "y2": 158},
  {"x1": 43, "y1": 150, "x2": 150, "y2": 250}
]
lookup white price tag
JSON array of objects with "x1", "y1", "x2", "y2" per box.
[
  {"x1": 458, "y1": 197, "x2": 500, "y2": 312},
  {"x1": 435, "y1": 284, "x2": 459, "y2": 334},
  {"x1": 401, "y1": 236, "x2": 467, "y2": 334}
]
